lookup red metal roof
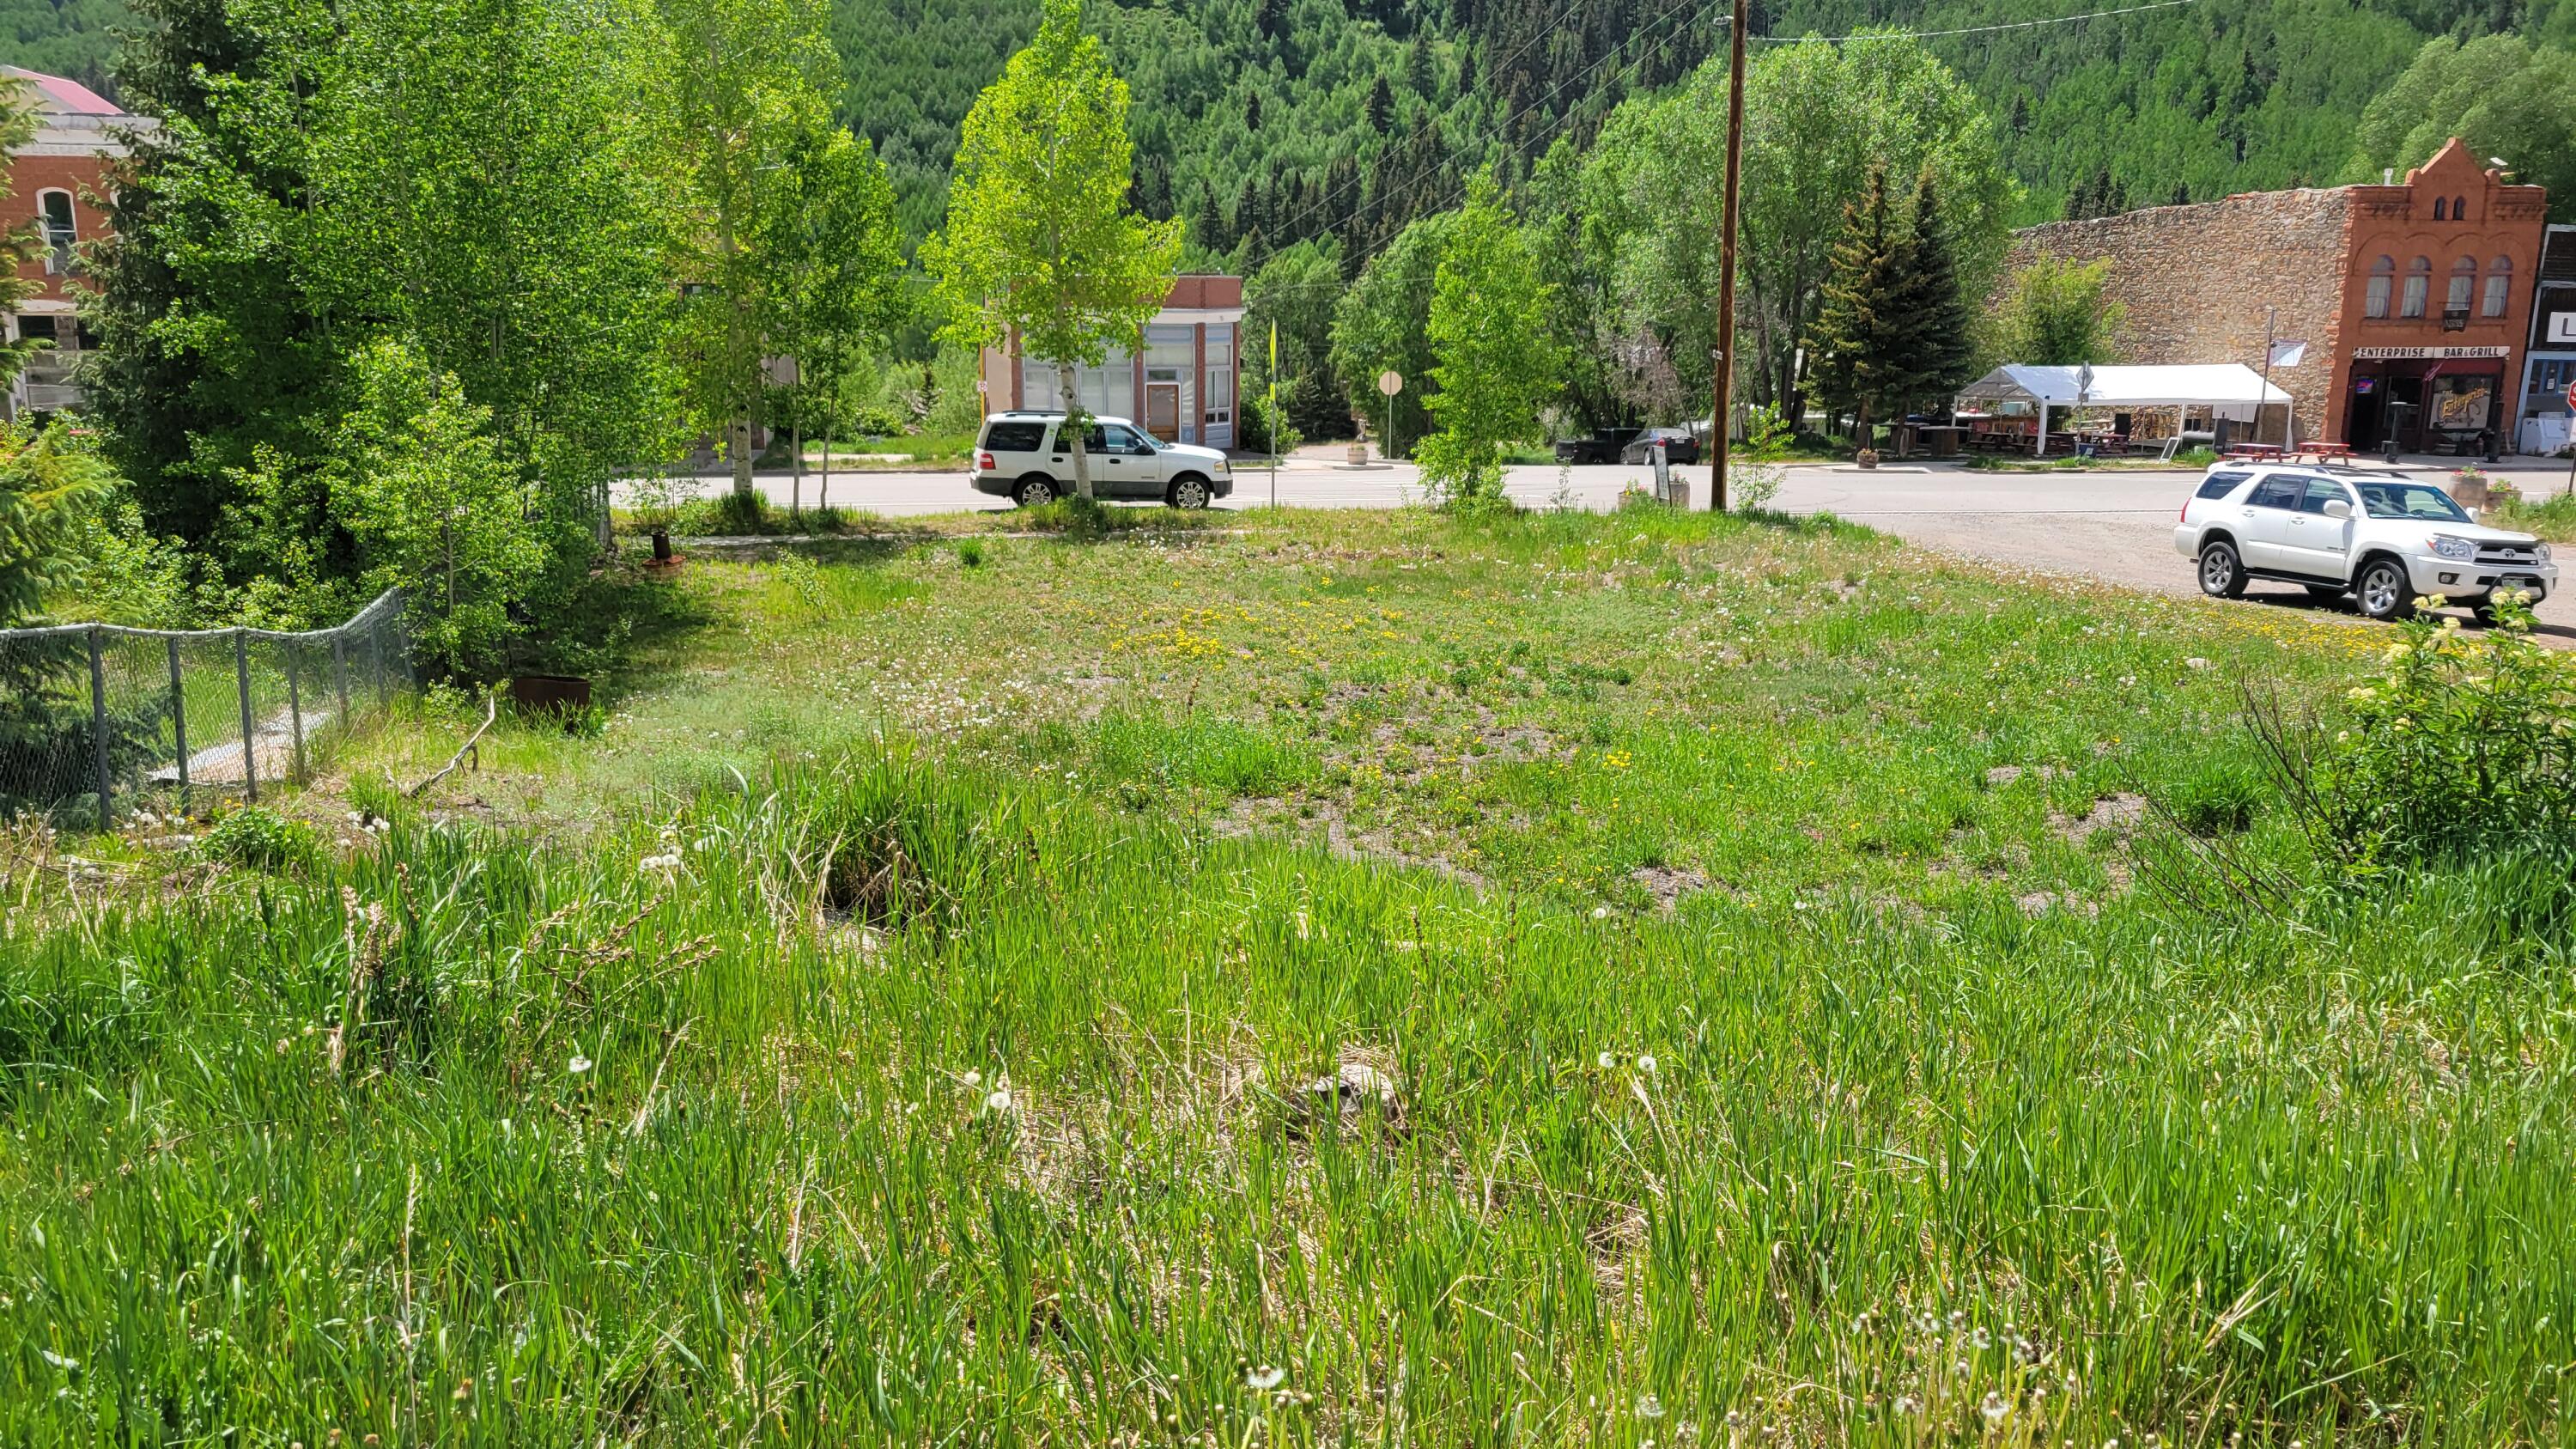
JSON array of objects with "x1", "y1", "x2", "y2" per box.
[{"x1": 2, "y1": 66, "x2": 123, "y2": 116}]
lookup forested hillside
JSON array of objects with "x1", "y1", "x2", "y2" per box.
[{"x1": 7, "y1": 0, "x2": 2569, "y2": 238}]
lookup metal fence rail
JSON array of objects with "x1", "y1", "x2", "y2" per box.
[{"x1": 0, "y1": 589, "x2": 410, "y2": 825}]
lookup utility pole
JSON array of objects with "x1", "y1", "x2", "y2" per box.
[{"x1": 1707, "y1": 0, "x2": 1749, "y2": 512}]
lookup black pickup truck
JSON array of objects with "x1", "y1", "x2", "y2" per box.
[{"x1": 1552, "y1": 428, "x2": 1643, "y2": 465}]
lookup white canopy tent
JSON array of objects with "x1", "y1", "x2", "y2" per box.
[{"x1": 1955, "y1": 363, "x2": 2295, "y2": 454}]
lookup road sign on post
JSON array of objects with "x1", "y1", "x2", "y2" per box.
[{"x1": 1376, "y1": 370, "x2": 1402, "y2": 463}]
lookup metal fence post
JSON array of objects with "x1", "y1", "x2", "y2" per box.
[
  {"x1": 369, "y1": 614, "x2": 387, "y2": 709},
  {"x1": 168, "y1": 636, "x2": 189, "y2": 815},
  {"x1": 235, "y1": 629, "x2": 258, "y2": 804},
  {"x1": 333, "y1": 632, "x2": 351, "y2": 734},
  {"x1": 285, "y1": 642, "x2": 307, "y2": 782},
  {"x1": 87, "y1": 626, "x2": 112, "y2": 825}
]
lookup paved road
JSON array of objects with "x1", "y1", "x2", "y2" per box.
[{"x1": 644, "y1": 457, "x2": 2576, "y2": 636}]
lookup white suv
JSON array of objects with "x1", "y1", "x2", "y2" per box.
[
  {"x1": 2174, "y1": 465, "x2": 2555, "y2": 621},
  {"x1": 969, "y1": 411, "x2": 1233, "y2": 508}
]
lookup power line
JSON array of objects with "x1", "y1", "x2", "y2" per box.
[{"x1": 1752, "y1": 0, "x2": 2196, "y2": 45}]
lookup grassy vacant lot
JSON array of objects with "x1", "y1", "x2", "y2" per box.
[{"x1": 3, "y1": 507, "x2": 2569, "y2": 1445}]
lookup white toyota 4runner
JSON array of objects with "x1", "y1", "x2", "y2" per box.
[{"x1": 2173, "y1": 465, "x2": 2555, "y2": 622}]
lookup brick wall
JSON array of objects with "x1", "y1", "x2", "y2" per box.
[{"x1": 1999, "y1": 190, "x2": 2353, "y2": 443}]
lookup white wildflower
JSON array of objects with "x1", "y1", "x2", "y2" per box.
[
  {"x1": 1246, "y1": 1365, "x2": 1285, "y2": 1391},
  {"x1": 568, "y1": 1055, "x2": 592, "y2": 1075}
]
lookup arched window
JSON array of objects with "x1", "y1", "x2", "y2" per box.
[
  {"x1": 2453, "y1": 195, "x2": 2470, "y2": 220},
  {"x1": 2401, "y1": 256, "x2": 2431, "y2": 318},
  {"x1": 2364, "y1": 254, "x2": 2395, "y2": 319},
  {"x1": 2432, "y1": 197, "x2": 2448, "y2": 221},
  {"x1": 2445, "y1": 256, "x2": 2477, "y2": 320},
  {"x1": 36, "y1": 190, "x2": 73, "y2": 276},
  {"x1": 2482, "y1": 254, "x2": 2512, "y2": 318}
]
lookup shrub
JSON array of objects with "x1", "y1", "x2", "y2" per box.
[
  {"x1": 2164, "y1": 758, "x2": 2263, "y2": 837},
  {"x1": 710, "y1": 490, "x2": 769, "y2": 537},
  {"x1": 848, "y1": 405, "x2": 908, "y2": 439},
  {"x1": 199, "y1": 806, "x2": 324, "y2": 873},
  {"x1": 957, "y1": 539, "x2": 985, "y2": 568},
  {"x1": 2301, "y1": 594, "x2": 2576, "y2": 869}
]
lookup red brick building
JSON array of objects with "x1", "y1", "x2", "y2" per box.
[
  {"x1": 2, "y1": 65, "x2": 148, "y2": 418},
  {"x1": 2002, "y1": 137, "x2": 2549, "y2": 454}
]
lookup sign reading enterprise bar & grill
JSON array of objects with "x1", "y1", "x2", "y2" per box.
[{"x1": 2350, "y1": 344, "x2": 2512, "y2": 360}]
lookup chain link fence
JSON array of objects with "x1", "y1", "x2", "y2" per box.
[{"x1": 0, "y1": 590, "x2": 410, "y2": 826}]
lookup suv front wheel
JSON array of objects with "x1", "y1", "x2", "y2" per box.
[
  {"x1": 1167, "y1": 474, "x2": 1211, "y2": 510},
  {"x1": 1012, "y1": 475, "x2": 1058, "y2": 508},
  {"x1": 2354, "y1": 556, "x2": 2415, "y2": 621},
  {"x1": 2197, "y1": 539, "x2": 2247, "y2": 599}
]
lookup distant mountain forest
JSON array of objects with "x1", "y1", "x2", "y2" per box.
[{"x1": 8, "y1": 0, "x2": 2570, "y2": 241}]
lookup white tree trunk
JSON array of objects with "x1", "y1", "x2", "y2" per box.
[{"x1": 1059, "y1": 369, "x2": 1093, "y2": 500}]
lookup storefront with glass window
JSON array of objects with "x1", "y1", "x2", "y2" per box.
[
  {"x1": 2343, "y1": 345, "x2": 2512, "y2": 454},
  {"x1": 981, "y1": 275, "x2": 1246, "y2": 448}
]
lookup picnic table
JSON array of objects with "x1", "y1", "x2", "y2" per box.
[
  {"x1": 2290, "y1": 441, "x2": 2354, "y2": 464},
  {"x1": 2221, "y1": 443, "x2": 2285, "y2": 461}
]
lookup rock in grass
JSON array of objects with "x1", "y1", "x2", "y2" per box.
[{"x1": 1294, "y1": 1061, "x2": 1404, "y2": 1135}]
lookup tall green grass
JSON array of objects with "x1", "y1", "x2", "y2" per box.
[{"x1": 3, "y1": 754, "x2": 2568, "y2": 1442}]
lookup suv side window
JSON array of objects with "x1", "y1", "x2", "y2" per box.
[
  {"x1": 2299, "y1": 478, "x2": 2354, "y2": 514},
  {"x1": 2247, "y1": 477, "x2": 2301, "y2": 511},
  {"x1": 2196, "y1": 470, "x2": 2252, "y2": 500},
  {"x1": 981, "y1": 421, "x2": 1046, "y2": 453},
  {"x1": 1099, "y1": 423, "x2": 1145, "y2": 453}
]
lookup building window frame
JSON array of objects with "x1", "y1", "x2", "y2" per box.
[
  {"x1": 2445, "y1": 256, "x2": 2476, "y2": 328},
  {"x1": 35, "y1": 189, "x2": 76, "y2": 277},
  {"x1": 2482, "y1": 256, "x2": 2512, "y2": 318},
  {"x1": 2401, "y1": 257, "x2": 2431, "y2": 319},
  {"x1": 2433, "y1": 197, "x2": 2448, "y2": 221},
  {"x1": 2364, "y1": 255, "x2": 2394, "y2": 319}
]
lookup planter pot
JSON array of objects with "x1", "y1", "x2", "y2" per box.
[
  {"x1": 1856, "y1": 448, "x2": 1880, "y2": 471},
  {"x1": 1346, "y1": 443, "x2": 1370, "y2": 466},
  {"x1": 2449, "y1": 474, "x2": 2489, "y2": 512},
  {"x1": 650, "y1": 527, "x2": 674, "y2": 563},
  {"x1": 508, "y1": 674, "x2": 593, "y2": 721}
]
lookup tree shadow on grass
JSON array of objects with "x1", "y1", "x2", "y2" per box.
[{"x1": 509, "y1": 560, "x2": 726, "y2": 703}]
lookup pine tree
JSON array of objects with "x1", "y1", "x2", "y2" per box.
[
  {"x1": 1193, "y1": 186, "x2": 1230, "y2": 252},
  {"x1": 1803, "y1": 167, "x2": 1917, "y2": 449},
  {"x1": 1406, "y1": 31, "x2": 1435, "y2": 99},
  {"x1": 1365, "y1": 73, "x2": 1394, "y2": 132},
  {"x1": 1245, "y1": 88, "x2": 1264, "y2": 131},
  {"x1": 1255, "y1": 0, "x2": 1287, "y2": 40},
  {"x1": 2007, "y1": 92, "x2": 2029, "y2": 134},
  {"x1": 2168, "y1": 181, "x2": 2190, "y2": 207},
  {"x1": 1899, "y1": 168, "x2": 1975, "y2": 418}
]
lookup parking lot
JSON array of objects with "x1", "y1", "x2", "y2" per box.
[{"x1": 641, "y1": 455, "x2": 2576, "y2": 640}]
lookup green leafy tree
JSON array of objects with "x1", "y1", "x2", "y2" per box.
[
  {"x1": 84, "y1": 0, "x2": 341, "y2": 549},
  {"x1": 660, "y1": 0, "x2": 843, "y2": 496},
  {"x1": 1993, "y1": 254, "x2": 2125, "y2": 365},
  {"x1": 2346, "y1": 34, "x2": 2576, "y2": 222},
  {"x1": 765, "y1": 124, "x2": 908, "y2": 512},
  {"x1": 1415, "y1": 174, "x2": 1560, "y2": 505},
  {"x1": 1583, "y1": 33, "x2": 2014, "y2": 421},
  {"x1": 1804, "y1": 167, "x2": 1919, "y2": 448},
  {"x1": 0, "y1": 423, "x2": 111, "y2": 625},
  {"x1": 1327, "y1": 210, "x2": 1457, "y2": 460},
  {"x1": 924, "y1": 0, "x2": 1180, "y2": 501},
  {"x1": 0, "y1": 77, "x2": 52, "y2": 389},
  {"x1": 331, "y1": 338, "x2": 545, "y2": 677},
  {"x1": 1245, "y1": 239, "x2": 1352, "y2": 441},
  {"x1": 307, "y1": 0, "x2": 679, "y2": 565}
]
